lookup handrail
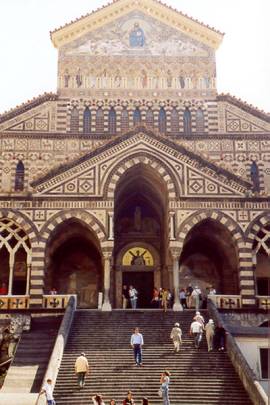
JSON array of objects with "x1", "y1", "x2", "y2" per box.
[
  {"x1": 207, "y1": 299, "x2": 269, "y2": 405},
  {"x1": 0, "y1": 358, "x2": 12, "y2": 368},
  {"x1": 36, "y1": 295, "x2": 77, "y2": 405}
]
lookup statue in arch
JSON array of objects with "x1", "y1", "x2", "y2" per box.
[
  {"x1": 129, "y1": 250, "x2": 147, "y2": 266},
  {"x1": 129, "y1": 23, "x2": 145, "y2": 48}
]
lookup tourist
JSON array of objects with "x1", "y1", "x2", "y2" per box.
[
  {"x1": 205, "y1": 319, "x2": 215, "y2": 352},
  {"x1": 179, "y1": 289, "x2": 187, "y2": 309},
  {"x1": 160, "y1": 370, "x2": 171, "y2": 405},
  {"x1": 130, "y1": 327, "x2": 144, "y2": 366},
  {"x1": 170, "y1": 322, "x2": 182, "y2": 352},
  {"x1": 92, "y1": 394, "x2": 105, "y2": 405},
  {"x1": 74, "y1": 352, "x2": 89, "y2": 388},
  {"x1": 191, "y1": 286, "x2": 202, "y2": 310},
  {"x1": 215, "y1": 323, "x2": 226, "y2": 351},
  {"x1": 122, "y1": 285, "x2": 129, "y2": 309},
  {"x1": 39, "y1": 378, "x2": 55, "y2": 405},
  {"x1": 0, "y1": 282, "x2": 8, "y2": 295},
  {"x1": 151, "y1": 287, "x2": 159, "y2": 308},
  {"x1": 208, "y1": 286, "x2": 216, "y2": 295},
  {"x1": 142, "y1": 398, "x2": 149, "y2": 405},
  {"x1": 109, "y1": 400, "x2": 117, "y2": 405},
  {"x1": 186, "y1": 284, "x2": 193, "y2": 308},
  {"x1": 129, "y1": 285, "x2": 138, "y2": 309},
  {"x1": 190, "y1": 318, "x2": 204, "y2": 349},
  {"x1": 49, "y1": 287, "x2": 57, "y2": 295},
  {"x1": 123, "y1": 390, "x2": 135, "y2": 404},
  {"x1": 161, "y1": 288, "x2": 169, "y2": 312},
  {"x1": 193, "y1": 311, "x2": 205, "y2": 325}
]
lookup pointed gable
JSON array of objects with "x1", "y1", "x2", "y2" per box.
[{"x1": 31, "y1": 127, "x2": 251, "y2": 197}]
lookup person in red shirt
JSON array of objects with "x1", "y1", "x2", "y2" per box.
[{"x1": 0, "y1": 282, "x2": 8, "y2": 295}]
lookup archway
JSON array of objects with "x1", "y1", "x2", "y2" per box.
[
  {"x1": 179, "y1": 219, "x2": 239, "y2": 294},
  {"x1": 114, "y1": 164, "x2": 169, "y2": 308},
  {"x1": 45, "y1": 218, "x2": 102, "y2": 308},
  {"x1": 252, "y1": 223, "x2": 270, "y2": 296}
]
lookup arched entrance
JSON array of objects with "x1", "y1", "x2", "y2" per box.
[
  {"x1": 45, "y1": 218, "x2": 102, "y2": 308},
  {"x1": 253, "y1": 223, "x2": 270, "y2": 295},
  {"x1": 114, "y1": 164, "x2": 168, "y2": 308},
  {"x1": 180, "y1": 219, "x2": 239, "y2": 294}
]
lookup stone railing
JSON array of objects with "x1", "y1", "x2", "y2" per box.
[
  {"x1": 256, "y1": 295, "x2": 270, "y2": 310},
  {"x1": 36, "y1": 295, "x2": 77, "y2": 405},
  {"x1": 0, "y1": 295, "x2": 30, "y2": 310},
  {"x1": 207, "y1": 299, "x2": 269, "y2": 405},
  {"x1": 42, "y1": 294, "x2": 76, "y2": 309},
  {"x1": 208, "y1": 294, "x2": 242, "y2": 309}
]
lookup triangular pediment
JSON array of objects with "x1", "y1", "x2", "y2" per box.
[
  {"x1": 51, "y1": 0, "x2": 223, "y2": 51},
  {"x1": 31, "y1": 127, "x2": 251, "y2": 198}
]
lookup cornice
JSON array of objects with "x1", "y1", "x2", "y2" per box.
[
  {"x1": 50, "y1": 0, "x2": 223, "y2": 50},
  {"x1": 217, "y1": 93, "x2": 270, "y2": 124},
  {"x1": 0, "y1": 93, "x2": 58, "y2": 124}
]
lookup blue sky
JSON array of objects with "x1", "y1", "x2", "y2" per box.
[{"x1": 0, "y1": 0, "x2": 269, "y2": 114}]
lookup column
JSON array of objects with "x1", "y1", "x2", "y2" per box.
[
  {"x1": 108, "y1": 213, "x2": 114, "y2": 241},
  {"x1": 171, "y1": 250, "x2": 183, "y2": 311},
  {"x1": 102, "y1": 251, "x2": 112, "y2": 311}
]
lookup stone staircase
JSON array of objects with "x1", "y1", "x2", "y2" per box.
[
  {"x1": 54, "y1": 310, "x2": 252, "y2": 405},
  {"x1": 1, "y1": 315, "x2": 61, "y2": 393}
]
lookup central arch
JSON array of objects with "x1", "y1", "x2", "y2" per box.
[{"x1": 113, "y1": 164, "x2": 169, "y2": 308}]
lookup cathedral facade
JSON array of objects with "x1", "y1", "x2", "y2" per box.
[{"x1": 0, "y1": 0, "x2": 269, "y2": 311}]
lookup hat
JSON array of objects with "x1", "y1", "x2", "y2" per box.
[
  {"x1": 81, "y1": 352, "x2": 85, "y2": 356},
  {"x1": 196, "y1": 311, "x2": 200, "y2": 315},
  {"x1": 174, "y1": 322, "x2": 180, "y2": 327},
  {"x1": 209, "y1": 319, "x2": 214, "y2": 324}
]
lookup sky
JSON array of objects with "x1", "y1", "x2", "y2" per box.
[{"x1": 0, "y1": 0, "x2": 269, "y2": 114}]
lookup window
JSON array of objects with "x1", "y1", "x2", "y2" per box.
[
  {"x1": 171, "y1": 108, "x2": 179, "y2": 133},
  {"x1": 145, "y1": 108, "x2": 154, "y2": 128},
  {"x1": 83, "y1": 107, "x2": 91, "y2": 134},
  {"x1": 0, "y1": 218, "x2": 31, "y2": 295},
  {"x1": 108, "y1": 107, "x2": 116, "y2": 134},
  {"x1": 15, "y1": 161, "x2": 24, "y2": 191},
  {"x1": 121, "y1": 108, "x2": 129, "y2": 132},
  {"x1": 196, "y1": 108, "x2": 205, "y2": 133},
  {"x1": 250, "y1": 161, "x2": 260, "y2": 193},
  {"x1": 158, "y1": 107, "x2": 167, "y2": 133},
  {"x1": 96, "y1": 107, "x2": 104, "y2": 133},
  {"x1": 133, "y1": 108, "x2": 141, "y2": 126},
  {"x1": 70, "y1": 107, "x2": 79, "y2": 133},
  {"x1": 260, "y1": 348, "x2": 269, "y2": 379},
  {"x1": 183, "y1": 108, "x2": 192, "y2": 135}
]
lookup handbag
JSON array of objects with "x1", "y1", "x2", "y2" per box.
[{"x1": 158, "y1": 388, "x2": 163, "y2": 397}]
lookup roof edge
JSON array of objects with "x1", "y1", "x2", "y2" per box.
[
  {"x1": 0, "y1": 93, "x2": 58, "y2": 124},
  {"x1": 217, "y1": 93, "x2": 270, "y2": 123}
]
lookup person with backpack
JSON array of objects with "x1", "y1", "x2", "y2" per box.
[{"x1": 129, "y1": 285, "x2": 138, "y2": 309}]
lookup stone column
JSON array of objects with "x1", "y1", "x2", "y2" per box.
[
  {"x1": 171, "y1": 250, "x2": 183, "y2": 311},
  {"x1": 102, "y1": 251, "x2": 112, "y2": 311}
]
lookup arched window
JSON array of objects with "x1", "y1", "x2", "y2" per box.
[
  {"x1": 253, "y1": 223, "x2": 270, "y2": 296},
  {"x1": 70, "y1": 107, "x2": 79, "y2": 133},
  {"x1": 171, "y1": 108, "x2": 179, "y2": 133},
  {"x1": 96, "y1": 107, "x2": 104, "y2": 133},
  {"x1": 15, "y1": 161, "x2": 24, "y2": 192},
  {"x1": 83, "y1": 107, "x2": 91, "y2": 134},
  {"x1": 121, "y1": 108, "x2": 129, "y2": 132},
  {"x1": 133, "y1": 108, "x2": 141, "y2": 126},
  {"x1": 145, "y1": 108, "x2": 154, "y2": 128},
  {"x1": 196, "y1": 108, "x2": 205, "y2": 133},
  {"x1": 108, "y1": 107, "x2": 117, "y2": 134},
  {"x1": 0, "y1": 218, "x2": 31, "y2": 295},
  {"x1": 250, "y1": 161, "x2": 260, "y2": 193},
  {"x1": 158, "y1": 108, "x2": 167, "y2": 133},
  {"x1": 183, "y1": 108, "x2": 192, "y2": 135}
]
